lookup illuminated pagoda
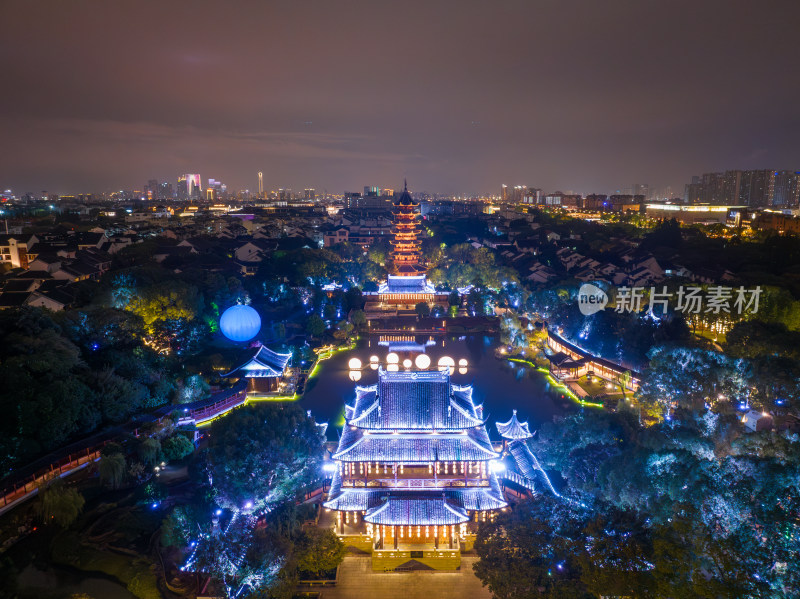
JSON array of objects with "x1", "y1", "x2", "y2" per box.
[
  {"x1": 324, "y1": 369, "x2": 507, "y2": 570},
  {"x1": 390, "y1": 180, "x2": 424, "y2": 276},
  {"x1": 222, "y1": 345, "x2": 292, "y2": 394},
  {"x1": 371, "y1": 181, "x2": 447, "y2": 311}
]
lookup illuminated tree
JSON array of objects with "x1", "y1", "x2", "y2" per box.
[
  {"x1": 295, "y1": 526, "x2": 346, "y2": 575},
  {"x1": 206, "y1": 403, "x2": 325, "y2": 510}
]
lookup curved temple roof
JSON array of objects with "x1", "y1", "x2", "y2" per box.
[
  {"x1": 496, "y1": 409, "x2": 533, "y2": 440},
  {"x1": 222, "y1": 345, "x2": 292, "y2": 378},
  {"x1": 365, "y1": 496, "x2": 468, "y2": 526},
  {"x1": 347, "y1": 369, "x2": 485, "y2": 431},
  {"x1": 327, "y1": 368, "x2": 509, "y2": 524}
]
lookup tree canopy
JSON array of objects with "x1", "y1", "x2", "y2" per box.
[{"x1": 206, "y1": 403, "x2": 325, "y2": 510}]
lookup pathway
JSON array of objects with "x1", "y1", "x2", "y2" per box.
[{"x1": 307, "y1": 555, "x2": 492, "y2": 599}]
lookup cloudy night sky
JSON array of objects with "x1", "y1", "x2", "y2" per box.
[{"x1": 2, "y1": 0, "x2": 799, "y2": 196}]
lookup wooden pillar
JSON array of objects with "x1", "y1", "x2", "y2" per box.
[{"x1": 394, "y1": 526, "x2": 398, "y2": 549}]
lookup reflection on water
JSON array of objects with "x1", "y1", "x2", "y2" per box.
[{"x1": 301, "y1": 334, "x2": 574, "y2": 439}]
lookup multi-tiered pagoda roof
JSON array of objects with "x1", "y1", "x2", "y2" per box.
[
  {"x1": 324, "y1": 369, "x2": 507, "y2": 526},
  {"x1": 389, "y1": 181, "x2": 425, "y2": 275}
]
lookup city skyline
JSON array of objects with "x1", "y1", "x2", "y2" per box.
[{"x1": 2, "y1": 1, "x2": 800, "y2": 195}]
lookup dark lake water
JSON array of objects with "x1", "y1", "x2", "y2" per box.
[{"x1": 300, "y1": 334, "x2": 575, "y2": 440}]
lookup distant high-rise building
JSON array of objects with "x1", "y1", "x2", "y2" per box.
[
  {"x1": 768, "y1": 170, "x2": 800, "y2": 207},
  {"x1": 523, "y1": 188, "x2": 542, "y2": 204},
  {"x1": 632, "y1": 183, "x2": 650, "y2": 200},
  {"x1": 304, "y1": 188, "x2": 315, "y2": 200},
  {"x1": 178, "y1": 174, "x2": 202, "y2": 199},
  {"x1": 146, "y1": 179, "x2": 159, "y2": 200},
  {"x1": 501, "y1": 184, "x2": 508, "y2": 202},
  {"x1": 186, "y1": 174, "x2": 202, "y2": 199},
  {"x1": 364, "y1": 186, "x2": 380, "y2": 197},
  {"x1": 176, "y1": 176, "x2": 188, "y2": 199},
  {"x1": 258, "y1": 171, "x2": 263, "y2": 196},
  {"x1": 278, "y1": 188, "x2": 292, "y2": 202},
  {"x1": 685, "y1": 169, "x2": 798, "y2": 207},
  {"x1": 159, "y1": 182, "x2": 174, "y2": 199}
]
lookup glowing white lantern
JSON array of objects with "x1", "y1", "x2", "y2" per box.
[
  {"x1": 415, "y1": 354, "x2": 431, "y2": 370},
  {"x1": 370, "y1": 362, "x2": 378, "y2": 370},
  {"x1": 349, "y1": 370, "x2": 362, "y2": 382},
  {"x1": 387, "y1": 352, "x2": 399, "y2": 364},
  {"x1": 370, "y1": 355, "x2": 379, "y2": 363},
  {"x1": 402, "y1": 359, "x2": 412, "y2": 369},
  {"x1": 348, "y1": 357, "x2": 362, "y2": 370},
  {"x1": 438, "y1": 356, "x2": 455, "y2": 375},
  {"x1": 458, "y1": 358, "x2": 468, "y2": 366},
  {"x1": 386, "y1": 363, "x2": 399, "y2": 372},
  {"x1": 458, "y1": 367, "x2": 467, "y2": 375}
]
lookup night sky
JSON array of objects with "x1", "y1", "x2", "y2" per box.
[{"x1": 2, "y1": 0, "x2": 799, "y2": 196}]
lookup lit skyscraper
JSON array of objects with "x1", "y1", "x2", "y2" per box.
[
  {"x1": 258, "y1": 171, "x2": 263, "y2": 196},
  {"x1": 185, "y1": 174, "x2": 202, "y2": 199}
]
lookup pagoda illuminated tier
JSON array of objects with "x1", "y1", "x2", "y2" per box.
[
  {"x1": 389, "y1": 180, "x2": 424, "y2": 276},
  {"x1": 324, "y1": 369, "x2": 507, "y2": 570}
]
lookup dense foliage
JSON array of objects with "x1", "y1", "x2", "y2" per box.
[
  {"x1": 206, "y1": 403, "x2": 326, "y2": 510},
  {"x1": 475, "y1": 410, "x2": 800, "y2": 597},
  {"x1": 0, "y1": 307, "x2": 175, "y2": 472}
]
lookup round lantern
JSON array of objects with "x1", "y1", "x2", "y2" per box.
[
  {"x1": 415, "y1": 354, "x2": 431, "y2": 370},
  {"x1": 220, "y1": 305, "x2": 261, "y2": 342}
]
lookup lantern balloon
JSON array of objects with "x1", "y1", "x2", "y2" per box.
[
  {"x1": 220, "y1": 305, "x2": 261, "y2": 342},
  {"x1": 386, "y1": 352, "x2": 399, "y2": 364},
  {"x1": 415, "y1": 354, "x2": 431, "y2": 369},
  {"x1": 402, "y1": 359, "x2": 412, "y2": 369},
  {"x1": 458, "y1": 358, "x2": 468, "y2": 366},
  {"x1": 348, "y1": 358, "x2": 362, "y2": 370},
  {"x1": 349, "y1": 370, "x2": 362, "y2": 382}
]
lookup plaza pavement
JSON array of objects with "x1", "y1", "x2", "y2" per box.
[{"x1": 307, "y1": 555, "x2": 493, "y2": 599}]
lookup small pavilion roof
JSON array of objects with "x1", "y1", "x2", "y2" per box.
[
  {"x1": 222, "y1": 345, "x2": 292, "y2": 378},
  {"x1": 496, "y1": 410, "x2": 533, "y2": 440},
  {"x1": 365, "y1": 495, "x2": 468, "y2": 526}
]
